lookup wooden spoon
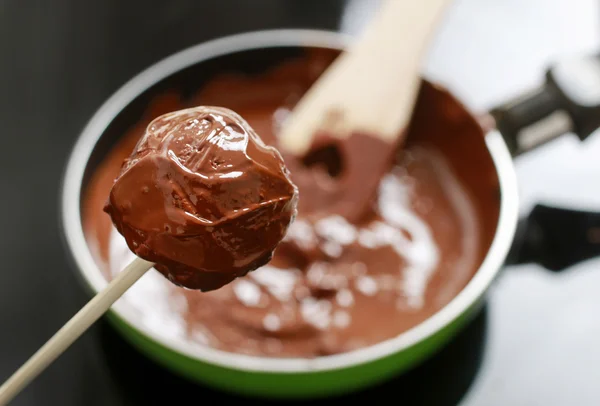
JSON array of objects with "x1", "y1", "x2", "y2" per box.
[{"x1": 279, "y1": 0, "x2": 452, "y2": 155}]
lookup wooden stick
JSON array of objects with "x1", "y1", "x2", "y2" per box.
[{"x1": 0, "y1": 257, "x2": 154, "y2": 405}]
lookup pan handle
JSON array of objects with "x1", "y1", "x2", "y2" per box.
[
  {"x1": 506, "y1": 204, "x2": 600, "y2": 271},
  {"x1": 491, "y1": 53, "x2": 600, "y2": 156},
  {"x1": 491, "y1": 53, "x2": 600, "y2": 271}
]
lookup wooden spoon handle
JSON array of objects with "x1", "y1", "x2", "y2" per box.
[{"x1": 279, "y1": 0, "x2": 452, "y2": 155}]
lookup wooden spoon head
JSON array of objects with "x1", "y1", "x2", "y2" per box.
[{"x1": 278, "y1": 0, "x2": 452, "y2": 156}]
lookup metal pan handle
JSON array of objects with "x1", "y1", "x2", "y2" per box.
[
  {"x1": 492, "y1": 52, "x2": 600, "y2": 271},
  {"x1": 491, "y1": 53, "x2": 600, "y2": 156}
]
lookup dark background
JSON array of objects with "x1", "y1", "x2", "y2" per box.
[{"x1": 1, "y1": 1, "x2": 599, "y2": 405}]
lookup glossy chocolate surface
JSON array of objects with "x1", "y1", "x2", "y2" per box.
[{"x1": 104, "y1": 106, "x2": 298, "y2": 291}]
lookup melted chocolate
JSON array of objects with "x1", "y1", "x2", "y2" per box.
[
  {"x1": 82, "y1": 49, "x2": 500, "y2": 357},
  {"x1": 104, "y1": 107, "x2": 298, "y2": 291},
  {"x1": 286, "y1": 131, "x2": 397, "y2": 223}
]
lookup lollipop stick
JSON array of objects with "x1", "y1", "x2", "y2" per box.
[{"x1": 0, "y1": 257, "x2": 154, "y2": 405}]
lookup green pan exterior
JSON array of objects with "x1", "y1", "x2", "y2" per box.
[{"x1": 105, "y1": 299, "x2": 481, "y2": 399}]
